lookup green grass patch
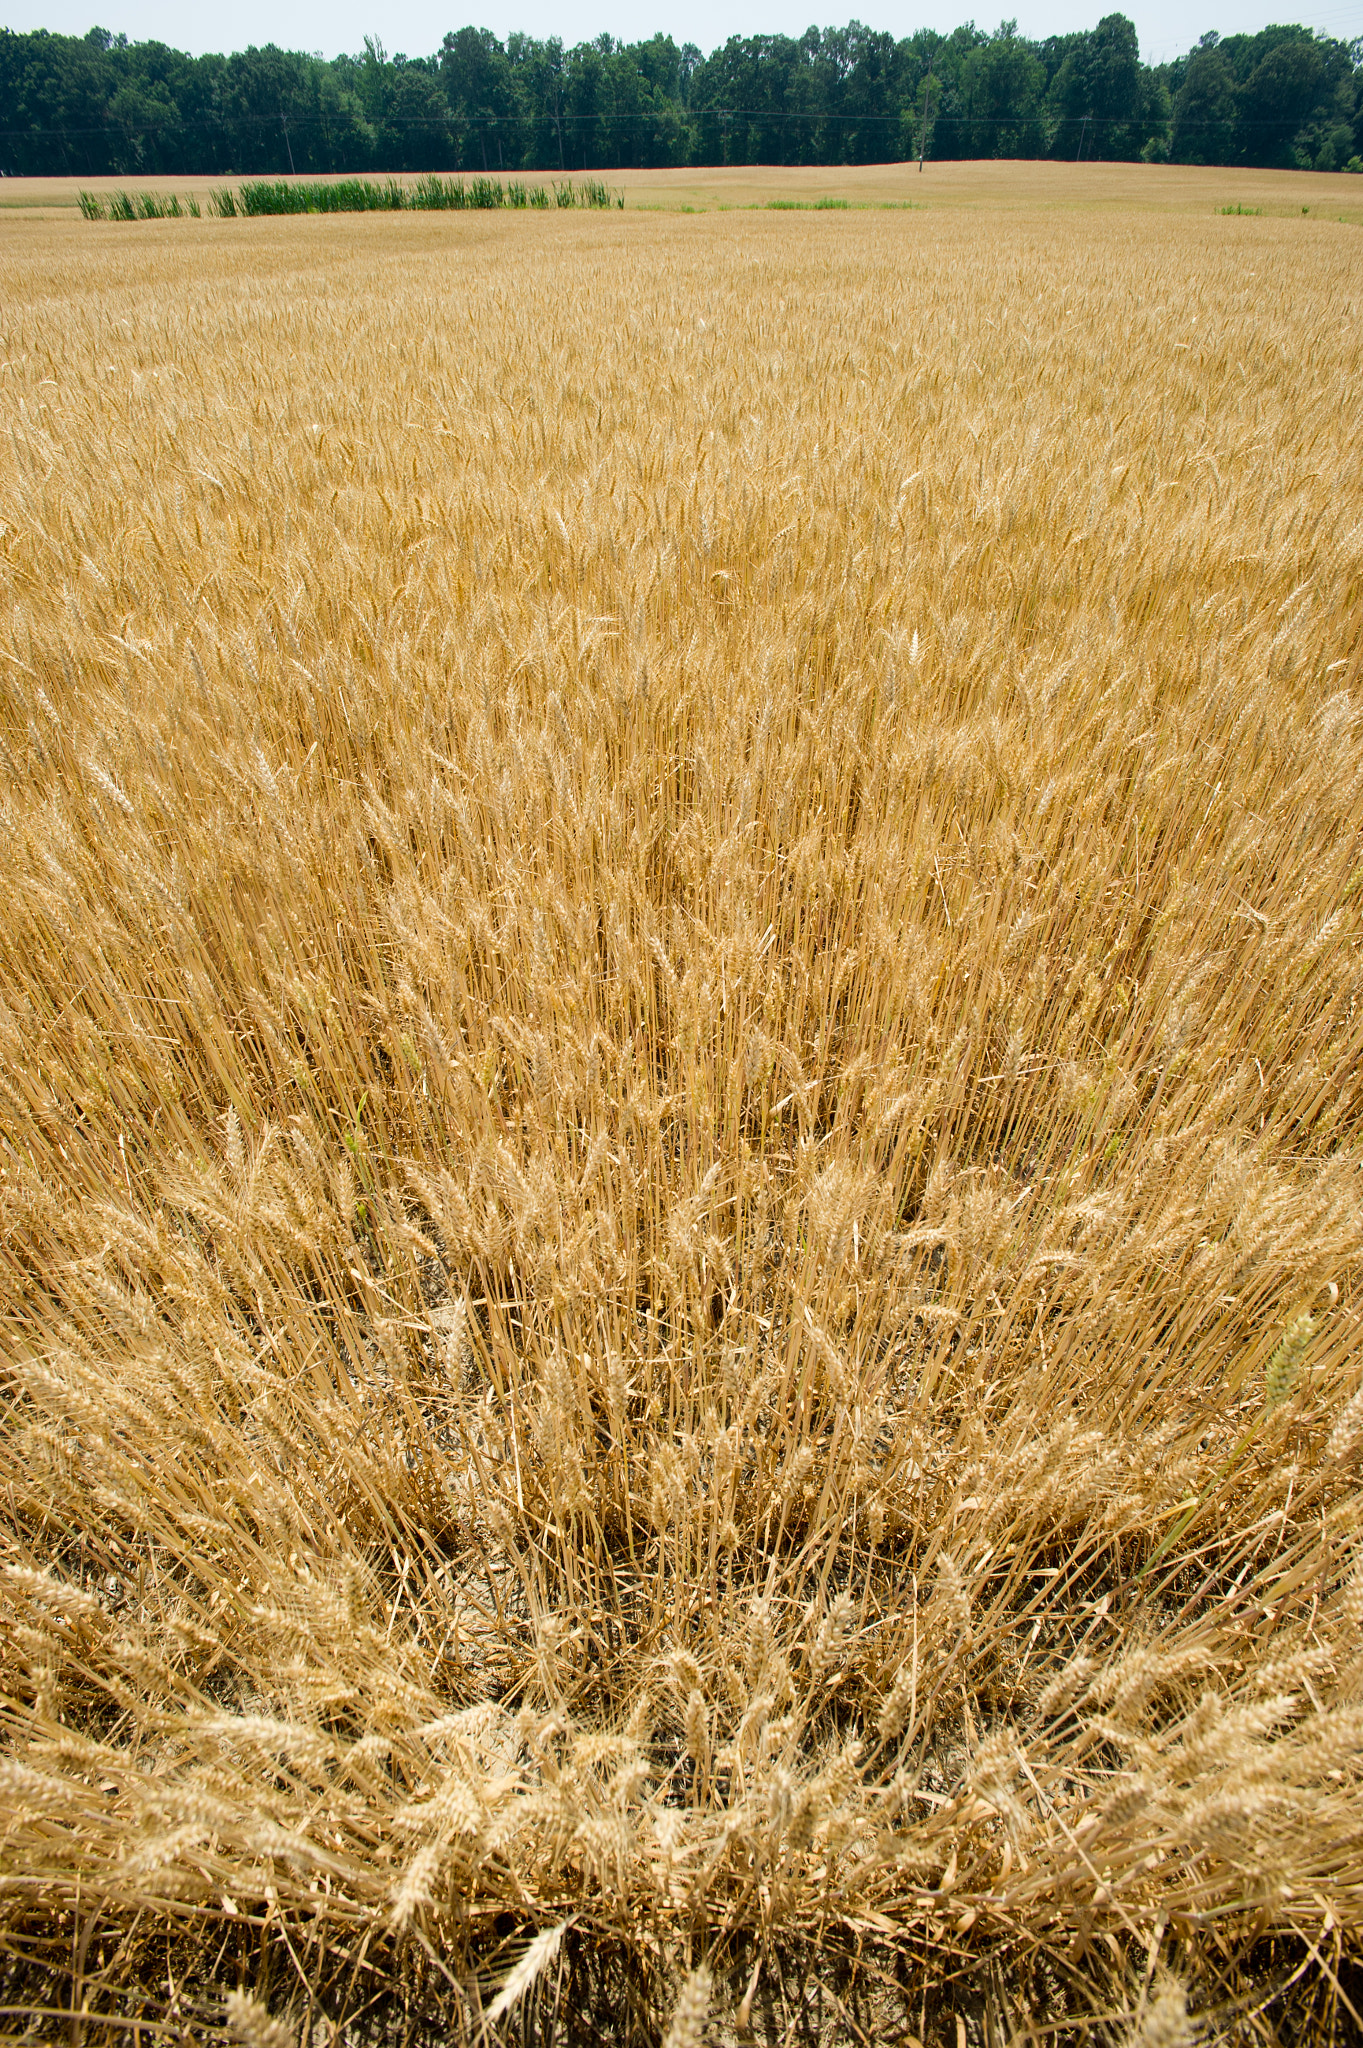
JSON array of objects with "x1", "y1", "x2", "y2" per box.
[
  {"x1": 83, "y1": 178, "x2": 619, "y2": 222},
  {"x1": 763, "y1": 195, "x2": 852, "y2": 210},
  {"x1": 216, "y1": 175, "x2": 619, "y2": 216},
  {"x1": 80, "y1": 189, "x2": 200, "y2": 220}
]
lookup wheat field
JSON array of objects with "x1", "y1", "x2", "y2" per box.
[
  {"x1": 6, "y1": 158, "x2": 1363, "y2": 219},
  {"x1": 1, "y1": 192, "x2": 1362, "y2": 2044}
]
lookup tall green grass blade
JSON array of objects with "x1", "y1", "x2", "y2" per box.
[{"x1": 85, "y1": 174, "x2": 616, "y2": 224}]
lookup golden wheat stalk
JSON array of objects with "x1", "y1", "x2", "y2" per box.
[{"x1": 0, "y1": 184, "x2": 1360, "y2": 2035}]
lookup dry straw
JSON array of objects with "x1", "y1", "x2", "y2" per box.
[{"x1": 0, "y1": 197, "x2": 1361, "y2": 2034}]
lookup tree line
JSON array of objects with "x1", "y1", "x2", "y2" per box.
[{"x1": 2, "y1": 15, "x2": 1360, "y2": 182}]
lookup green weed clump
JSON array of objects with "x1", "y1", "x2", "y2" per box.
[
  {"x1": 200, "y1": 175, "x2": 615, "y2": 217},
  {"x1": 78, "y1": 177, "x2": 620, "y2": 223},
  {"x1": 407, "y1": 172, "x2": 457, "y2": 209},
  {"x1": 225, "y1": 177, "x2": 404, "y2": 215},
  {"x1": 577, "y1": 176, "x2": 623, "y2": 208},
  {"x1": 80, "y1": 188, "x2": 195, "y2": 219},
  {"x1": 764, "y1": 195, "x2": 851, "y2": 210}
]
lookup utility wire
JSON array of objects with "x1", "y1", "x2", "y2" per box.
[{"x1": 2, "y1": 107, "x2": 1356, "y2": 141}]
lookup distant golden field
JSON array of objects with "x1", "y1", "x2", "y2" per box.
[
  {"x1": 4, "y1": 155, "x2": 1363, "y2": 216},
  {"x1": 1, "y1": 184, "x2": 1362, "y2": 2044}
]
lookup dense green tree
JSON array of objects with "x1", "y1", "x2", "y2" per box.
[
  {"x1": 1, "y1": 17, "x2": 1358, "y2": 181},
  {"x1": 1171, "y1": 36, "x2": 1237, "y2": 165},
  {"x1": 203, "y1": 45, "x2": 348, "y2": 175},
  {"x1": 958, "y1": 23, "x2": 1047, "y2": 159},
  {"x1": 814, "y1": 23, "x2": 910, "y2": 164},
  {"x1": 438, "y1": 27, "x2": 516, "y2": 172},
  {"x1": 915, "y1": 25, "x2": 988, "y2": 160},
  {"x1": 1236, "y1": 27, "x2": 1355, "y2": 167},
  {"x1": 1244, "y1": 38, "x2": 1324, "y2": 165},
  {"x1": 1048, "y1": 13, "x2": 1146, "y2": 159},
  {"x1": 1170, "y1": 24, "x2": 1356, "y2": 169},
  {"x1": 692, "y1": 36, "x2": 808, "y2": 167},
  {"x1": 374, "y1": 63, "x2": 454, "y2": 172},
  {"x1": 1138, "y1": 74, "x2": 1172, "y2": 161},
  {"x1": 505, "y1": 33, "x2": 567, "y2": 171},
  {"x1": 599, "y1": 40, "x2": 689, "y2": 168},
  {"x1": 0, "y1": 27, "x2": 115, "y2": 175}
]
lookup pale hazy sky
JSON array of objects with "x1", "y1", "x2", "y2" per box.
[{"x1": 3, "y1": 0, "x2": 1360, "y2": 73}]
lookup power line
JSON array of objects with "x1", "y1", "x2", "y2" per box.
[{"x1": 2, "y1": 104, "x2": 1355, "y2": 142}]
